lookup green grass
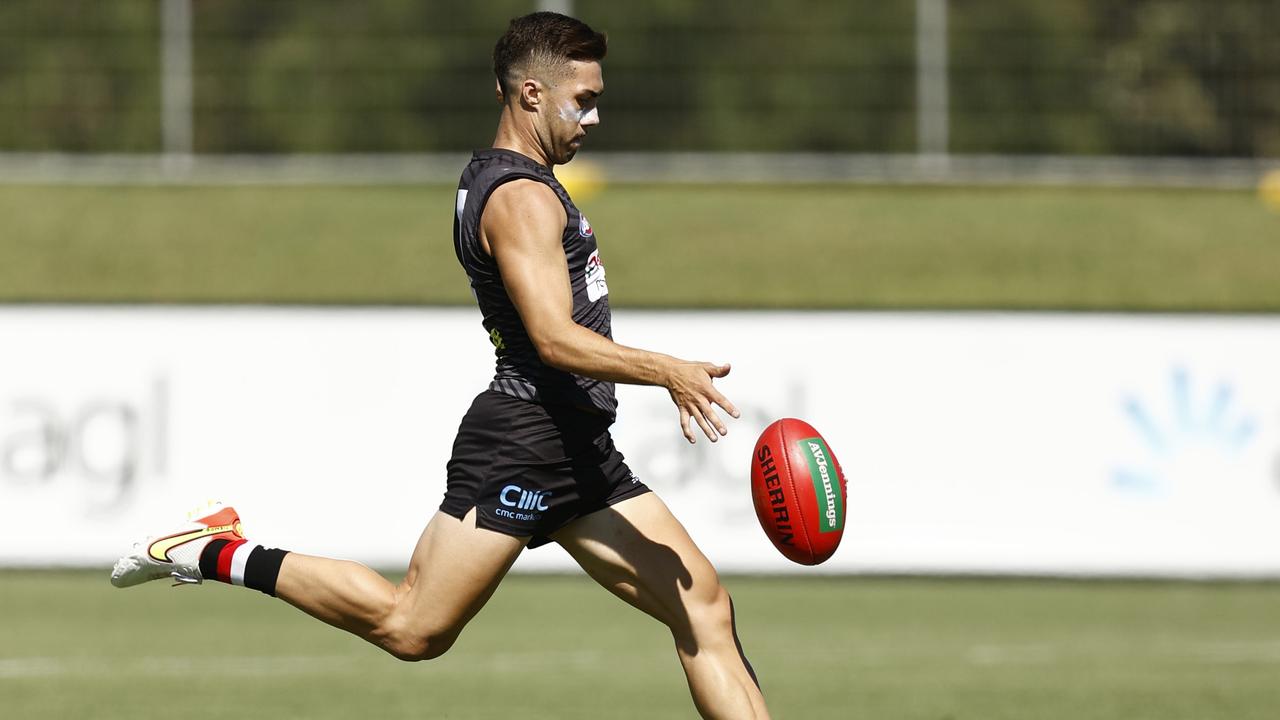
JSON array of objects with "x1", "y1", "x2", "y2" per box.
[
  {"x1": 3, "y1": 571, "x2": 1280, "y2": 719},
  {"x1": 2, "y1": 184, "x2": 1278, "y2": 309}
]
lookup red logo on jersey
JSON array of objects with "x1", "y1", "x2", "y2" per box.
[{"x1": 579, "y1": 214, "x2": 593, "y2": 237}]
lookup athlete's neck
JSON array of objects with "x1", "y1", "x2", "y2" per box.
[{"x1": 492, "y1": 106, "x2": 552, "y2": 167}]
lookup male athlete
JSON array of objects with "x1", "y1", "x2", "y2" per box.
[{"x1": 111, "y1": 12, "x2": 769, "y2": 719}]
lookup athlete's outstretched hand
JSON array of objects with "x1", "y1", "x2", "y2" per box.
[{"x1": 664, "y1": 361, "x2": 741, "y2": 444}]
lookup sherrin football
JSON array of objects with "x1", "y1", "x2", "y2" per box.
[{"x1": 751, "y1": 418, "x2": 847, "y2": 565}]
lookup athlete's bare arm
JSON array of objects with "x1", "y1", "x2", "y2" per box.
[{"x1": 481, "y1": 179, "x2": 738, "y2": 444}]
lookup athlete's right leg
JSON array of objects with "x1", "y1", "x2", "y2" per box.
[
  {"x1": 273, "y1": 508, "x2": 527, "y2": 661},
  {"x1": 552, "y1": 493, "x2": 770, "y2": 720}
]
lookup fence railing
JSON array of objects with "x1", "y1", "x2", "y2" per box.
[{"x1": 0, "y1": 151, "x2": 1273, "y2": 189}]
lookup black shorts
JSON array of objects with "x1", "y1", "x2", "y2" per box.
[{"x1": 440, "y1": 389, "x2": 651, "y2": 548}]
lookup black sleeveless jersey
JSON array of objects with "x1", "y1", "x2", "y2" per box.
[{"x1": 453, "y1": 148, "x2": 617, "y2": 419}]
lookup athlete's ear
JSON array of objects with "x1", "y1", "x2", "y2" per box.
[
  {"x1": 519, "y1": 78, "x2": 543, "y2": 109},
  {"x1": 494, "y1": 78, "x2": 504, "y2": 105}
]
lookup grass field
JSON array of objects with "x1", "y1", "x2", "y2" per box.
[
  {"x1": 4, "y1": 183, "x2": 1279, "y2": 718},
  {"x1": 3, "y1": 571, "x2": 1279, "y2": 719},
  {"x1": 2, "y1": 183, "x2": 1278, "y2": 309}
]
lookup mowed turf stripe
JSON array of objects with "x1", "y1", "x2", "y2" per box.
[
  {"x1": 0, "y1": 650, "x2": 610, "y2": 677},
  {"x1": 6, "y1": 640, "x2": 1280, "y2": 679},
  {"x1": 2, "y1": 184, "x2": 1279, "y2": 310}
]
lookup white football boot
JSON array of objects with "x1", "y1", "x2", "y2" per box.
[{"x1": 110, "y1": 501, "x2": 244, "y2": 588}]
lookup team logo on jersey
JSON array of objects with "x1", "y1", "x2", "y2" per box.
[
  {"x1": 579, "y1": 213, "x2": 593, "y2": 237},
  {"x1": 585, "y1": 249, "x2": 609, "y2": 302}
]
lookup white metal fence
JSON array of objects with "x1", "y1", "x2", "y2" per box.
[{"x1": 0, "y1": 151, "x2": 1273, "y2": 189}]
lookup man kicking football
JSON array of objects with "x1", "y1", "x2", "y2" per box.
[{"x1": 111, "y1": 12, "x2": 770, "y2": 720}]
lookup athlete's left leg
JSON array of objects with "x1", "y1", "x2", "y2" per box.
[
  {"x1": 551, "y1": 493, "x2": 770, "y2": 720},
  {"x1": 274, "y1": 508, "x2": 527, "y2": 661}
]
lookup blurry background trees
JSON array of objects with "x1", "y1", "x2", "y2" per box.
[{"x1": 0, "y1": 0, "x2": 1275, "y2": 155}]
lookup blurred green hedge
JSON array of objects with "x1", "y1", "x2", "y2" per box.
[{"x1": 0, "y1": 0, "x2": 1275, "y2": 155}]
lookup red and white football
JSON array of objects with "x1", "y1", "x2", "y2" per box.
[{"x1": 750, "y1": 418, "x2": 847, "y2": 565}]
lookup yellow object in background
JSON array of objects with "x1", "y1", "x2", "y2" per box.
[
  {"x1": 556, "y1": 158, "x2": 606, "y2": 202},
  {"x1": 1260, "y1": 169, "x2": 1280, "y2": 212}
]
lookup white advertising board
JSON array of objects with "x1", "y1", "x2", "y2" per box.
[{"x1": 2, "y1": 307, "x2": 1279, "y2": 577}]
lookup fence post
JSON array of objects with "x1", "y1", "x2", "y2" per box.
[
  {"x1": 160, "y1": 0, "x2": 193, "y2": 170},
  {"x1": 537, "y1": 0, "x2": 574, "y2": 16},
  {"x1": 916, "y1": 0, "x2": 949, "y2": 161}
]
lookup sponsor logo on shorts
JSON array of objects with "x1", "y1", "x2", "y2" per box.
[
  {"x1": 496, "y1": 484, "x2": 550, "y2": 522},
  {"x1": 798, "y1": 438, "x2": 844, "y2": 533}
]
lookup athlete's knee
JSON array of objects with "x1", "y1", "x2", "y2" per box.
[
  {"x1": 392, "y1": 634, "x2": 458, "y2": 662},
  {"x1": 683, "y1": 583, "x2": 736, "y2": 643},
  {"x1": 373, "y1": 614, "x2": 462, "y2": 662},
  {"x1": 381, "y1": 626, "x2": 460, "y2": 662}
]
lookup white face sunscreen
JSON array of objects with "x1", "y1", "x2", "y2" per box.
[{"x1": 560, "y1": 102, "x2": 598, "y2": 125}]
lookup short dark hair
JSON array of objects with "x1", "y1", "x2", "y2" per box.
[{"x1": 493, "y1": 12, "x2": 607, "y2": 99}]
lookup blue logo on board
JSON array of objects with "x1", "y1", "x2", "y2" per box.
[{"x1": 1112, "y1": 367, "x2": 1258, "y2": 494}]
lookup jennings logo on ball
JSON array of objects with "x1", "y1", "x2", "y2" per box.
[{"x1": 799, "y1": 438, "x2": 844, "y2": 533}]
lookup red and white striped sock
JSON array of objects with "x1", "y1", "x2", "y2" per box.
[{"x1": 198, "y1": 538, "x2": 288, "y2": 596}]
